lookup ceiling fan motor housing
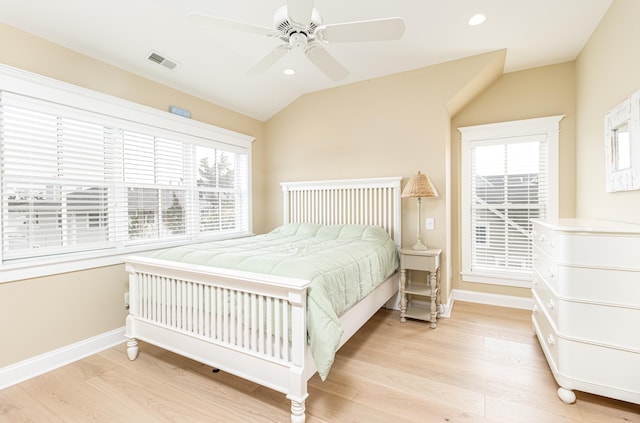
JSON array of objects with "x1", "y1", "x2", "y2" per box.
[{"x1": 273, "y1": 5, "x2": 323, "y2": 41}]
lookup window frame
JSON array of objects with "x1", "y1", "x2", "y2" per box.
[
  {"x1": 459, "y1": 116, "x2": 563, "y2": 288},
  {"x1": 0, "y1": 64, "x2": 254, "y2": 283}
]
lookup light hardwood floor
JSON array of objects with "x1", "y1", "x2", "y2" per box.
[{"x1": 2, "y1": 301, "x2": 639, "y2": 422}]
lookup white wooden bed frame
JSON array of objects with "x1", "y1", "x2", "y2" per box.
[{"x1": 124, "y1": 177, "x2": 402, "y2": 422}]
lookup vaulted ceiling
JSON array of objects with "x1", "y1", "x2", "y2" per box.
[{"x1": 1, "y1": 0, "x2": 613, "y2": 121}]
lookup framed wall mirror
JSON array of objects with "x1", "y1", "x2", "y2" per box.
[{"x1": 604, "y1": 89, "x2": 640, "y2": 192}]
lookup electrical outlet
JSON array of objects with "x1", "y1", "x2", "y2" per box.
[
  {"x1": 425, "y1": 217, "x2": 435, "y2": 230},
  {"x1": 124, "y1": 292, "x2": 130, "y2": 310}
]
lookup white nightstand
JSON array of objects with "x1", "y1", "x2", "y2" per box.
[{"x1": 399, "y1": 248, "x2": 442, "y2": 328}]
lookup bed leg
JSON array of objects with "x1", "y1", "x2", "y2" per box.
[
  {"x1": 289, "y1": 399, "x2": 306, "y2": 423},
  {"x1": 126, "y1": 338, "x2": 139, "y2": 361}
]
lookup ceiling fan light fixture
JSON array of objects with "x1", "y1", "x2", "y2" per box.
[
  {"x1": 289, "y1": 32, "x2": 308, "y2": 50},
  {"x1": 468, "y1": 13, "x2": 486, "y2": 26}
]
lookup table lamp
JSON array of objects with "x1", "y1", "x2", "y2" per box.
[{"x1": 402, "y1": 171, "x2": 438, "y2": 250}]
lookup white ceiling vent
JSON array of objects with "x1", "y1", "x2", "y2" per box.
[{"x1": 147, "y1": 51, "x2": 178, "y2": 70}]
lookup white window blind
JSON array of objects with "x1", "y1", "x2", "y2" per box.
[
  {"x1": 459, "y1": 116, "x2": 561, "y2": 287},
  {"x1": 470, "y1": 136, "x2": 547, "y2": 275},
  {"x1": 0, "y1": 90, "x2": 251, "y2": 265},
  {"x1": 196, "y1": 147, "x2": 248, "y2": 233},
  {"x1": 123, "y1": 131, "x2": 189, "y2": 242},
  {"x1": 1, "y1": 99, "x2": 115, "y2": 260}
]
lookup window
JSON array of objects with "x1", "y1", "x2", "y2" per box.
[
  {"x1": 459, "y1": 116, "x2": 562, "y2": 287},
  {"x1": 0, "y1": 65, "x2": 253, "y2": 281}
]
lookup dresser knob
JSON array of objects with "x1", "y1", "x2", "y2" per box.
[
  {"x1": 547, "y1": 334, "x2": 555, "y2": 345},
  {"x1": 532, "y1": 304, "x2": 538, "y2": 313},
  {"x1": 547, "y1": 299, "x2": 555, "y2": 310}
]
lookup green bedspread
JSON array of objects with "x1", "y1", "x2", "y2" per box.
[{"x1": 143, "y1": 223, "x2": 399, "y2": 379}]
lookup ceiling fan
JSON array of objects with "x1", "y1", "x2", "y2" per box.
[{"x1": 188, "y1": 0, "x2": 406, "y2": 81}]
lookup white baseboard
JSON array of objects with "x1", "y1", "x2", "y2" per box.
[
  {"x1": 0, "y1": 327, "x2": 126, "y2": 390},
  {"x1": 440, "y1": 295, "x2": 454, "y2": 318},
  {"x1": 451, "y1": 289, "x2": 533, "y2": 310},
  {"x1": 403, "y1": 290, "x2": 527, "y2": 319}
]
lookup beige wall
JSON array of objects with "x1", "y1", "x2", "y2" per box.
[
  {"x1": 450, "y1": 62, "x2": 577, "y2": 298},
  {"x1": 0, "y1": 24, "x2": 264, "y2": 367},
  {"x1": 575, "y1": 0, "x2": 640, "y2": 223},
  {"x1": 264, "y1": 50, "x2": 505, "y2": 305}
]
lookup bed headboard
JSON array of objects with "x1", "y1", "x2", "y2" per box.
[{"x1": 280, "y1": 177, "x2": 402, "y2": 248}]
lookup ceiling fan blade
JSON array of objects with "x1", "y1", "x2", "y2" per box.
[
  {"x1": 305, "y1": 45, "x2": 349, "y2": 81},
  {"x1": 187, "y1": 12, "x2": 277, "y2": 37},
  {"x1": 287, "y1": 0, "x2": 315, "y2": 29},
  {"x1": 316, "y1": 17, "x2": 406, "y2": 43},
  {"x1": 247, "y1": 46, "x2": 289, "y2": 75}
]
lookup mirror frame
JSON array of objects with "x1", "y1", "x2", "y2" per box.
[{"x1": 604, "y1": 89, "x2": 640, "y2": 192}]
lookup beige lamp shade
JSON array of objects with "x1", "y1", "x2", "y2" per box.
[{"x1": 402, "y1": 171, "x2": 438, "y2": 198}]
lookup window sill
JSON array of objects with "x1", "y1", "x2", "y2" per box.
[
  {"x1": 460, "y1": 271, "x2": 532, "y2": 288},
  {"x1": 0, "y1": 232, "x2": 254, "y2": 284}
]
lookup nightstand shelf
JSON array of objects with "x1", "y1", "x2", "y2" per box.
[
  {"x1": 399, "y1": 248, "x2": 442, "y2": 328},
  {"x1": 404, "y1": 304, "x2": 436, "y2": 321},
  {"x1": 404, "y1": 284, "x2": 431, "y2": 296}
]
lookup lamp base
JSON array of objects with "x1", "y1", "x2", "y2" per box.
[{"x1": 411, "y1": 239, "x2": 428, "y2": 251}]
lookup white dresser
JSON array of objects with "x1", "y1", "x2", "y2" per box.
[{"x1": 531, "y1": 218, "x2": 640, "y2": 405}]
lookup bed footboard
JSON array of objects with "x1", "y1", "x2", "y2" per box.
[{"x1": 125, "y1": 257, "x2": 312, "y2": 423}]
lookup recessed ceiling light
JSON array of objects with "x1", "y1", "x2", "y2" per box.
[
  {"x1": 468, "y1": 14, "x2": 486, "y2": 26},
  {"x1": 283, "y1": 68, "x2": 296, "y2": 76}
]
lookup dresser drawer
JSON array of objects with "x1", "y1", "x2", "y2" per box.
[
  {"x1": 533, "y1": 220, "x2": 640, "y2": 269},
  {"x1": 534, "y1": 311, "x2": 640, "y2": 398},
  {"x1": 559, "y1": 337, "x2": 640, "y2": 397},
  {"x1": 532, "y1": 304, "x2": 560, "y2": 371},
  {"x1": 556, "y1": 233, "x2": 640, "y2": 269},
  {"x1": 532, "y1": 277, "x2": 559, "y2": 327},
  {"x1": 557, "y1": 301, "x2": 640, "y2": 351},
  {"x1": 532, "y1": 245, "x2": 559, "y2": 292},
  {"x1": 555, "y1": 266, "x2": 640, "y2": 307},
  {"x1": 534, "y1": 283, "x2": 640, "y2": 350},
  {"x1": 532, "y1": 223, "x2": 558, "y2": 259},
  {"x1": 533, "y1": 253, "x2": 640, "y2": 309}
]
